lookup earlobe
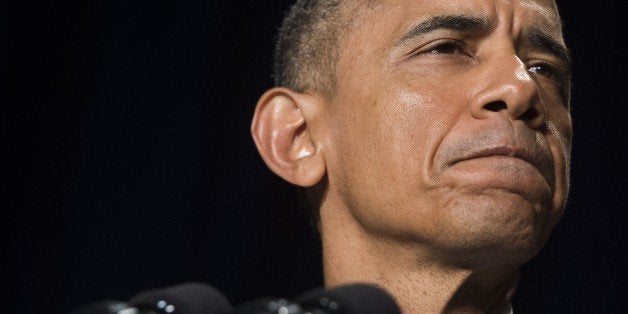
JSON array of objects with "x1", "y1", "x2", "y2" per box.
[{"x1": 251, "y1": 88, "x2": 326, "y2": 187}]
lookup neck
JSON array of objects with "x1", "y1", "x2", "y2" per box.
[{"x1": 319, "y1": 204, "x2": 519, "y2": 314}]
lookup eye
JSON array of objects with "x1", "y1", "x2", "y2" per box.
[
  {"x1": 426, "y1": 41, "x2": 466, "y2": 55},
  {"x1": 527, "y1": 62, "x2": 558, "y2": 79}
]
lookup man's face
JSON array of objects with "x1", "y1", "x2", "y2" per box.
[{"x1": 321, "y1": 0, "x2": 572, "y2": 265}]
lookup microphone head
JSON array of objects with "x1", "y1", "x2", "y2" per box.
[
  {"x1": 294, "y1": 283, "x2": 401, "y2": 314},
  {"x1": 129, "y1": 282, "x2": 233, "y2": 314},
  {"x1": 67, "y1": 300, "x2": 130, "y2": 314}
]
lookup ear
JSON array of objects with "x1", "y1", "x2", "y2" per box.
[{"x1": 251, "y1": 88, "x2": 326, "y2": 187}]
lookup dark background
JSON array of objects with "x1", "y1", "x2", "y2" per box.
[{"x1": 6, "y1": 1, "x2": 626, "y2": 313}]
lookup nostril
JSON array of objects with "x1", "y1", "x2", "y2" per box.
[
  {"x1": 519, "y1": 108, "x2": 539, "y2": 121},
  {"x1": 484, "y1": 101, "x2": 507, "y2": 112},
  {"x1": 482, "y1": 101, "x2": 541, "y2": 123}
]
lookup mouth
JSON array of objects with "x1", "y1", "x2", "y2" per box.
[
  {"x1": 448, "y1": 146, "x2": 553, "y2": 182},
  {"x1": 440, "y1": 143, "x2": 557, "y2": 200},
  {"x1": 448, "y1": 146, "x2": 546, "y2": 173}
]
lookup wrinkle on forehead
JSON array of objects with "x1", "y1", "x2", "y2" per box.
[
  {"x1": 357, "y1": 0, "x2": 561, "y2": 26},
  {"x1": 509, "y1": 0, "x2": 563, "y2": 37},
  {"x1": 355, "y1": 0, "x2": 565, "y2": 46},
  {"x1": 516, "y1": 0, "x2": 560, "y2": 18},
  {"x1": 334, "y1": 0, "x2": 566, "y2": 84}
]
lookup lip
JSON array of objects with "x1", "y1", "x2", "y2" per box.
[{"x1": 448, "y1": 146, "x2": 544, "y2": 172}]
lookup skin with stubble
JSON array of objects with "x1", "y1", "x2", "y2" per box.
[{"x1": 252, "y1": 0, "x2": 572, "y2": 313}]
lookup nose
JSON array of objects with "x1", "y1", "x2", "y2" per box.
[{"x1": 469, "y1": 54, "x2": 546, "y2": 129}]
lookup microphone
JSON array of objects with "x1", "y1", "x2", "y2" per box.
[
  {"x1": 68, "y1": 282, "x2": 233, "y2": 314},
  {"x1": 67, "y1": 300, "x2": 131, "y2": 314},
  {"x1": 69, "y1": 282, "x2": 401, "y2": 314},
  {"x1": 233, "y1": 283, "x2": 401, "y2": 314},
  {"x1": 130, "y1": 282, "x2": 233, "y2": 314},
  {"x1": 295, "y1": 283, "x2": 401, "y2": 314}
]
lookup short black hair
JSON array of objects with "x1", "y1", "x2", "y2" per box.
[{"x1": 273, "y1": 0, "x2": 346, "y2": 97}]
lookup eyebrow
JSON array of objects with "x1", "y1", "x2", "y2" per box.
[
  {"x1": 523, "y1": 27, "x2": 572, "y2": 68},
  {"x1": 396, "y1": 14, "x2": 491, "y2": 47},
  {"x1": 395, "y1": 14, "x2": 572, "y2": 73}
]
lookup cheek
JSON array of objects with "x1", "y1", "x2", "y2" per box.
[
  {"x1": 372, "y1": 91, "x2": 447, "y2": 165},
  {"x1": 327, "y1": 84, "x2": 464, "y2": 204},
  {"x1": 379, "y1": 85, "x2": 466, "y2": 182},
  {"x1": 384, "y1": 91, "x2": 439, "y2": 156},
  {"x1": 545, "y1": 116, "x2": 572, "y2": 213}
]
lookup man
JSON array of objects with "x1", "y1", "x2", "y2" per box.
[{"x1": 251, "y1": 0, "x2": 572, "y2": 312}]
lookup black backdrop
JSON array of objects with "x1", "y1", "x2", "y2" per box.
[{"x1": 6, "y1": 1, "x2": 627, "y2": 313}]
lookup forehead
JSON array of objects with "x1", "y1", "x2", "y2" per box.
[
  {"x1": 343, "y1": 0, "x2": 564, "y2": 46},
  {"x1": 332, "y1": 0, "x2": 566, "y2": 95}
]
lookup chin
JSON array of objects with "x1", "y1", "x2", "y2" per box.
[
  {"x1": 442, "y1": 232, "x2": 546, "y2": 269},
  {"x1": 430, "y1": 191, "x2": 557, "y2": 268}
]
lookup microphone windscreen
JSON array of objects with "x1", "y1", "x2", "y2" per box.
[
  {"x1": 67, "y1": 300, "x2": 130, "y2": 314},
  {"x1": 129, "y1": 282, "x2": 233, "y2": 314},
  {"x1": 294, "y1": 283, "x2": 401, "y2": 314}
]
